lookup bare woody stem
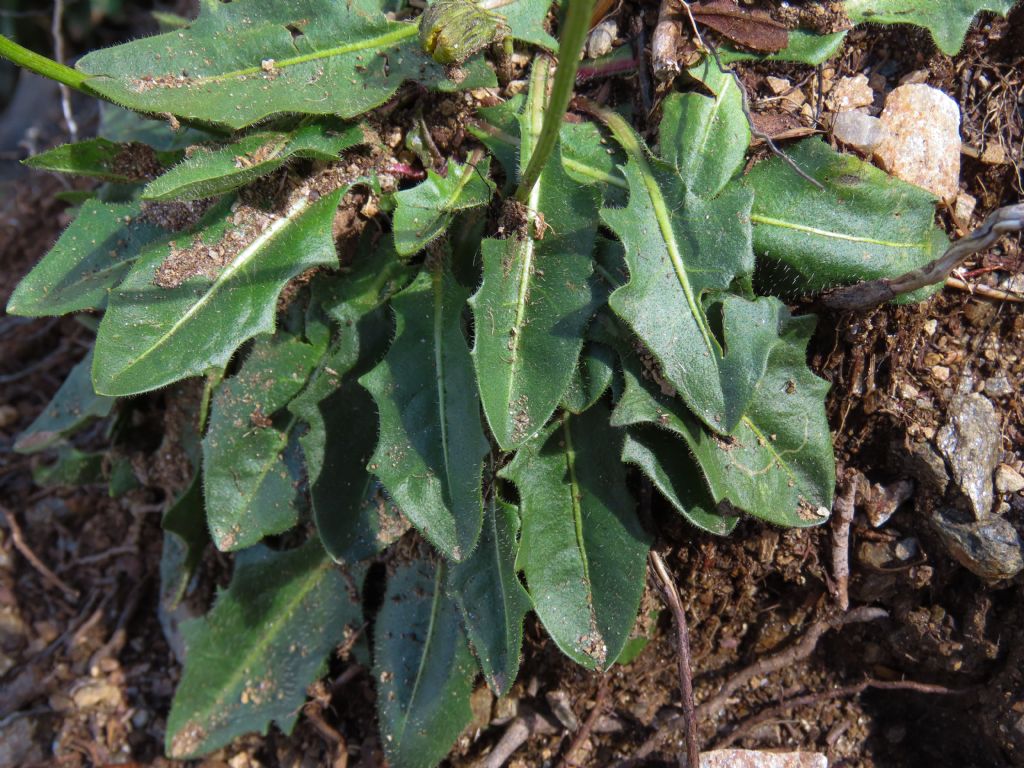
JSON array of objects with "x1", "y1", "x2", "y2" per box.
[
  {"x1": 0, "y1": 34, "x2": 91, "y2": 93},
  {"x1": 513, "y1": 0, "x2": 597, "y2": 203}
]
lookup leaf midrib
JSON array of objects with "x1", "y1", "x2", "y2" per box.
[
  {"x1": 179, "y1": 23, "x2": 420, "y2": 85},
  {"x1": 431, "y1": 268, "x2": 455, "y2": 518},
  {"x1": 392, "y1": 565, "x2": 445, "y2": 747},
  {"x1": 179, "y1": 553, "x2": 330, "y2": 747},
  {"x1": 106, "y1": 195, "x2": 312, "y2": 386},
  {"x1": 750, "y1": 214, "x2": 927, "y2": 249}
]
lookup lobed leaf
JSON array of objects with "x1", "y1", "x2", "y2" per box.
[
  {"x1": 75, "y1": 0, "x2": 520, "y2": 130},
  {"x1": 203, "y1": 333, "x2": 321, "y2": 552},
  {"x1": 166, "y1": 540, "x2": 362, "y2": 758},
  {"x1": 845, "y1": 0, "x2": 1015, "y2": 54},
  {"x1": 291, "y1": 247, "x2": 415, "y2": 563},
  {"x1": 359, "y1": 262, "x2": 488, "y2": 562},
  {"x1": 393, "y1": 156, "x2": 495, "y2": 256},
  {"x1": 600, "y1": 107, "x2": 766, "y2": 434},
  {"x1": 14, "y1": 349, "x2": 115, "y2": 454},
  {"x1": 24, "y1": 137, "x2": 179, "y2": 182},
  {"x1": 471, "y1": 59, "x2": 602, "y2": 450},
  {"x1": 7, "y1": 200, "x2": 170, "y2": 317},
  {"x1": 375, "y1": 557, "x2": 476, "y2": 768},
  {"x1": 143, "y1": 122, "x2": 368, "y2": 201},
  {"x1": 447, "y1": 496, "x2": 532, "y2": 696},
  {"x1": 612, "y1": 309, "x2": 835, "y2": 527},
  {"x1": 745, "y1": 138, "x2": 946, "y2": 297},
  {"x1": 621, "y1": 427, "x2": 740, "y2": 536},
  {"x1": 92, "y1": 187, "x2": 344, "y2": 396},
  {"x1": 502, "y1": 403, "x2": 650, "y2": 669},
  {"x1": 561, "y1": 341, "x2": 615, "y2": 415}
]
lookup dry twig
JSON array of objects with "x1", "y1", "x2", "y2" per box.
[
  {"x1": 52, "y1": 0, "x2": 78, "y2": 141},
  {"x1": 558, "y1": 675, "x2": 611, "y2": 768},
  {"x1": 824, "y1": 203, "x2": 1024, "y2": 311},
  {"x1": 649, "y1": 550, "x2": 700, "y2": 768},
  {"x1": 1, "y1": 503, "x2": 79, "y2": 600},
  {"x1": 712, "y1": 678, "x2": 962, "y2": 749},
  {"x1": 480, "y1": 706, "x2": 557, "y2": 768},
  {"x1": 628, "y1": 606, "x2": 887, "y2": 761},
  {"x1": 830, "y1": 473, "x2": 857, "y2": 610}
]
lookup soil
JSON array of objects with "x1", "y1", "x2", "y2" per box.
[{"x1": 2, "y1": 2, "x2": 1024, "y2": 768}]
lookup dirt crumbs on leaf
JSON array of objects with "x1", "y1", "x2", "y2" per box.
[
  {"x1": 169, "y1": 721, "x2": 208, "y2": 759},
  {"x1": 141, "y1": 198, "x2": 215, "y2": 232},
  {"x1": 111, "y1": 142, "x2": 165, "y2": 180},
  {"x1": 154, "y1": 202, "x2": 278, "y2": 288}
]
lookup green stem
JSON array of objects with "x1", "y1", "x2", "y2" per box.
[
  {"x1": 513, "y1": 0, "x2": 596, "y2": 203},
  {"x1": 0, "y1": 35, "x2": 91, "y2": 93}
]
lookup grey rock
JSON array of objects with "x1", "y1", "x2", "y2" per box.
[
  {"x1": 901, "y1": 441, "x2": 949, "y2": 496},
  {"x1": 936, "y1": 393, "x2": 1001, "y2": 519},
  {"x1": 932, "y1": 507, "x2": 1024, "y2": 580},
  {"x1": 0, "y1": 717, "x2": 44, "y2": 768},
  {"x1": 984, "y1": 374, "x2": 1014, "y2": 398},
  {"x1": 832, "y1": 110, "x2": 887, "y2": 154}
]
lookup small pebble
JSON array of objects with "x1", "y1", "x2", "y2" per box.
[
  {"x1": 937, "y1": 393, "x2": 1001, "y2": 519},
  {"x1": 954, "y1": 191, "x2": 976, "y2": 227},
  {"x1": 827, "y1": 74, "x2": 874, "y2": 111},
  {"x1": 932, "y1": 506, "x2": 1024, "y2": 580},
  {"x1": 932, "y1": 365, "x2": 951, "y2": 382},
  {"x1": 984, "y1": 374, "x2": 1013, "y2": 398},
  {"x1": 832, "y1": 111, "x2": 887, "y2": 153},
  {"x1": 874, "y1": 83, "x2": 961, "y2": 202},
  {"x1": 996, "y1": 464, "x2": 1024, "y2": 495},
  {"x1": 923, "y1": 319, "x2": 938, "y2": 335}
]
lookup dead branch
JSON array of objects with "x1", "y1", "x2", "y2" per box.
[
  {"x1": 628, "y1": 606, "x2": 887, "y2": 761},
  {"x1": 558, "y1": 675, "x2": 611, "y2": 768},
  {"x1": 713, "y1": 678, "x2": 963, "y2": 749},
  {"x1": 1, "y1": 503, "x2": 79, "y2": 600},
  {"x1": 652, "y1": 0, "x2": 683, "y2": 82},
  {"x1": 480, "y1": 706, "x2": 558, "y2": 768},
  {"x1": 649, "y1": 549, "x2": 700, "y2": 768},
  {"x1": 831, "y1": 473, "x2": 857, "y2": 610},
  {"x1": 823, "y1": 202, "x2": 1024, "y2": 311}
]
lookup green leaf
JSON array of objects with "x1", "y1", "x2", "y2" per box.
[
  {"x1": 166, "y1": 540, "x2": 362, "y2": 758},
  {"x1": 661, "y1": 62, "x2": 750, "y2": 197},
  {"x1": 471, "y1": 60, "x2": 602, "y2": 450},
  {"x1": 375, "y1": 557, "x2": 476, "y2": 768},
  {"x1": 393, "y1": 156, "x2": 495, "y2": 256},
  {"x1": 161, "y1": 472, "x2": 209, "y2": 609},
  {"x1": 600, "y1": 103, "x2": 772, "y2": 434},
  {"x1": 14, "y1": 349, "x2": 115, "y2": 454},
  {"x1": 612, "y1": 310, "x2": 835, "y2": 527},
  {"x1": 76, "y1": 0, "x2": 501, "y2": 130},
  {"x1": 291, "y1": 249, "x2": 415, "y2": 563},
  {"x1": 846, "y1": 0, "x2": 1014, "y2": 54},
  {"x1": 746, "y1": 138, "x2": 945, "y2": 297},
  {"x1": 143, "y1": 122, "x2": 368, "y2": 202},
  {"x1": 717, "y1": 29, "x2": 847, "y2": 66},
  {"x1": 203, "y1": 333, "x2": 320, "y2": 551},
  {"x1": 491, "y1": 0, "x2": 556, "y2": 50},
  {"x1": 561, "y1": 341, "x2": 615, "y2": 415},
  {"x1": 24, "y1": 137, "x2": 178, "y2": 182},
  {"x1": 622, "y1": 427, "x2": 739, "y2": 536},
  {"x1": 359, "y1": 262, "x2": 488, "y2": 562},
  {"x1": 32, "y1": 446, "x2": 105, "y2": 487},
  {"x1": 7, "y1": 200, "x2": 169, "y2": 317},
  {"x1": 92, "y1": 187, "x2": 344, "y2": 396},
  {"x1": 502, "y1": 403, "x2": 651, "y2": 669},
  {"x1": 447, "y1": 495, "x2": 532, "y2": 696}
]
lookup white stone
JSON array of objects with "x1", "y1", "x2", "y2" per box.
[
  {"x1": 832, "y1": 110, "x2": 887, "y2": 154},
  {"x1": 701, "y1": 750, "x2": 828, "y2": 768},
  {"x1": 827, "y1": 74, "x2": 874, "y2": 112},
  {"x1": 954, "y1": 191, "x2": 976, "y2": 227},
  {"x1": 873, "y1": 83, "x2": 961, "y2": 202}
]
